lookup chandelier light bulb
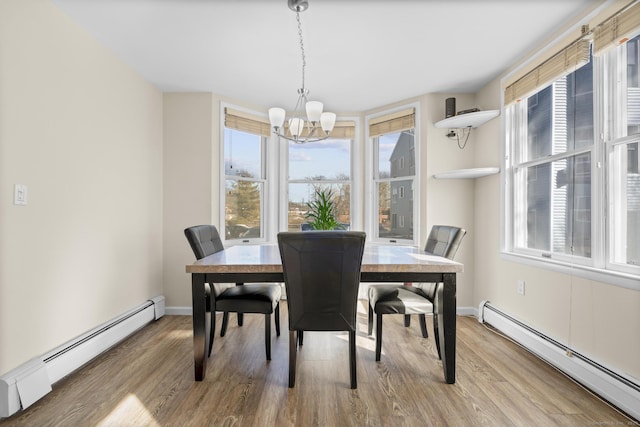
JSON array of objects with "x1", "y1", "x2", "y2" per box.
[
  {"x1": 269, "y1": 107, "x2": 286, "y2": 130},
  {"x1": 320, "y1": 112, "x2": 336, "y2": 133},
  {"x1": 305, "y1": 101, "x2": 323, "y2": 123},
  {"x1": 289, "y1": 117, "x2": 304, "y2": 138}
]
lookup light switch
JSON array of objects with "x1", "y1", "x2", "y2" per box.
[{"x1": 14, "y1": 184, "x2": 27, "y2": 205}]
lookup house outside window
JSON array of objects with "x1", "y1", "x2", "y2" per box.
[
  {"x1": 368, "y1": 106, "x2": 418, "y2": 244},
  {"x1": 511, "y1": 58, "x2": 594, "y2": 259}
]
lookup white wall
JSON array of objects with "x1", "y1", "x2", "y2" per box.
[{"x1": 0, "y1": 0, "x2": 163, "y2": 375}]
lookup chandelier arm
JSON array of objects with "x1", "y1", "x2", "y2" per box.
[{"x1": 274, "y1": 132, "x2": 330, "y2": 144}]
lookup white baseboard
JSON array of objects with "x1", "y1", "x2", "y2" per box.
[
  {"x1": 479, "y1": 302, "x2": 640, "y2": 421},
  {"x1": 0, "y1": 296, "x2": 165, "y2": 418},
  {"x1": 165, "y1": 306, "x2": 192, "y2": 316}
]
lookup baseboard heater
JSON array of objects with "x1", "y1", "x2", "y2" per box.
[
  {"x1": 0, "y1": 296, "x2": 165, "y2": 418},
  {"x1": 478, "y1": 301, "x2": 640, "y2": 421}
]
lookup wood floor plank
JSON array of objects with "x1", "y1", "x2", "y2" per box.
[{"x1": 0, "y1": 303, "x2": 634, "y2": 426}]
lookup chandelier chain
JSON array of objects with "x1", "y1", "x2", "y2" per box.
[{"x1": 296, "y1": 11, "x2": 306, "y2": 90}]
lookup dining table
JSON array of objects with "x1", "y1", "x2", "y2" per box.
[{"x1": 185, "y1": 243, "x2": 463, "y2": 384}]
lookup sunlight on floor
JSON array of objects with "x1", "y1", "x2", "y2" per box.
[
  {"x1": 167, "y1": 329, "x2": 192, "y2": 339},
  {"x1": 97, "y1": 393, "x2": 160, "y2": 427}
]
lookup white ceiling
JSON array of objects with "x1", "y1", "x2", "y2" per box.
[{"x1": 51, "y1": 0, "x2": 598, "y2": 112}]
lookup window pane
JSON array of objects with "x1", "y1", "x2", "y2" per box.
[
  {"x1": 525, "y1": 58, "x2": 593, "y2": 161},
  {"x1": 612, "y1": 142, "x2": 640, "y2": 266},
  {"x1": 527, "y1": 86, "x2": 554, "y2": 160},
  {"x1": 289, "y1": 139, "x2": 350, "y2": 181},
  {"x1": 567, "y1": 59, "x2": 594, "y2": 150},
  {"x1": 378, "y1": 131, "x2": 415, "y2": 178},
  {"x1": 377, "y1": 179, "x2": 413, "y2": 240},
  {"x1": 627, "y1": 35, "x2": 640, "y2": 136},
  {"x1": 288, "y1": 183, "x2": 350, "y2": 231},
  {"x1": 224, "y1": 129, "x2": 262, "y2": 178},
  {"x1": 225, "y1": 179, "x2": 262, "y2": 239},
  {"x1": 522, "y1": 154, "x2": 591, "y2": 257}
]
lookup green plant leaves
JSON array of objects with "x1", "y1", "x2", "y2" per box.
[{"x1": 305, "y1": 188, "x2": 339, "y2": 230}]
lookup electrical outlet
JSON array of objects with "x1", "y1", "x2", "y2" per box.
[
  {"x1": 517, "y1": 280, "x2": 525, "y2": 296},
  {"x1": 14, "y1": 184, "x2": 27, "y2": 205}
]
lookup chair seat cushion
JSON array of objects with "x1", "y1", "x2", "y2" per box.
[
  {"x1": 216, "y1": 284, "x2": 281, "y2": 314},
  {"x1": 369, "y1": 285, "x2": 433, "y2": 315}
]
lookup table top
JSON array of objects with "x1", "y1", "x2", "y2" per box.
[{"x1": 186, "y1": 244, "x2": 463, "y2": 274}]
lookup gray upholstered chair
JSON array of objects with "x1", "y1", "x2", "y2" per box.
[
  {"x1": 367, "y1": 225, "x2": 466, "y2": 361},
  {"x1": 278, "y1": 231, "x2": 366, "y2": 389},
  {"x1": 184, "y1": 225, "x2": 281, "y2": 360}
]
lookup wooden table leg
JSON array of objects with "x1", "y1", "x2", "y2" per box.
[
  {"x1": 192, "y1": 273, "x2": 207, "y2": 381},
  {"x1": 438, "y1": 273, "x2": 457, "y2": 384}
]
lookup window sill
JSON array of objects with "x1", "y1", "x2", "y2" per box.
[
  {"x1": 500, "y1": 251, "x2": 640, "y2": 292},
  {"x1": 433, "y1": 167, "x2": 500, "y2": 179}
]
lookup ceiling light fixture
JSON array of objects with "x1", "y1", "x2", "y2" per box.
[{"x1": 268, "y1": 0, "x2": 336, "y2": 144}]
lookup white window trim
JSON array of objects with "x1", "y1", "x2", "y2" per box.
[{"x1": 365, "y1": 102, "x2": 420, "y2": 246}]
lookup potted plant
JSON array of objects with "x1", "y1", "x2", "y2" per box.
[{"x1": 305, "y1": 188, "x2": 344, "y2": 230}]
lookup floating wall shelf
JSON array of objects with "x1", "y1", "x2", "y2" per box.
[
  {"x1": 434, "y1": 109, "x2": 500, "y2": 129},
  {"x1": 433, "y1": 167, "x2": 500, "y2": 179}
]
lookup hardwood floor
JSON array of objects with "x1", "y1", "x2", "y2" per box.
[{"x1": 1, "y1": 301, "x2": 634, "y2": 426}]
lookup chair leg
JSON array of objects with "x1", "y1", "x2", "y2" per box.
[
  {"x1": 208, "y1": 309, "x2": 216, "y2": 357},
  {"x1": 375, "y1": 314, "x2": 383, "y2": 361},
  {"x1": 368, "y1": 304, "x2": 373, "y2": 335},
  {"x1": 289, "y1": 331, "x2": 297, "y2": 387},
  {"x1": 404, "y1": 315, "x2": 411, "y2": 327},
  {"x1": 275, "y1": 302, "x2": 281, "y2": 337},
  {"x1": 433, "y1": 313, "x2": 441, "y2": 360},
  {"x1": 298, "y1": 330, "x2": 304, "y2": 346},
  {"x1": 349, "y1": 330, "x2": 357, "y2": 389},
  {"x1": 265, "y1": 313, "x2": 271, "y2": 361},
  {"x1": 220, "y1": 312, "x2": 229, "y2": 337},
  {"x1": 419, "y1": 314, "x2": 428, "y2": 338}
]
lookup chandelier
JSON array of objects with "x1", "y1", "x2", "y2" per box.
[{"x1": 268, "y1": 0, "x2": 336, "y2": 144}]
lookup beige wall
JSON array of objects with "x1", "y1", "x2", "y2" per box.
[
  {"x1": 162, "y1": 93, "x2": 215, "y2": 309},
  {"x1": 474, "y1": 36, "x2": 640, "y2": 383},
  {"x1": 0, "y1": 0, "x2": 163, "y2": 374}
]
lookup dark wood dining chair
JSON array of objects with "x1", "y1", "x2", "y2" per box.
[
  {"x1": 184, "y1": 225, "x2": 281, "y2": 360},
  {"x1": 278, "y1": 230, "x2": 366, "y2": 389},
  {"x1": 367, "y1": 225, "x2": 466, "y2": 361}
]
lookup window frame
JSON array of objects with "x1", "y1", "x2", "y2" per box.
[
  {"x1": 365, "y1": 103, "x2": 420, "y2": 246},
  {"x1": 502, "y1": 34, "x2": 640, "y2": 291},
  {"x1": 219, "y1": 102, "x2": 273, "y2": 245},
  {"x1": 278, "y1": 116, "x2": 361, "y2": 234}
]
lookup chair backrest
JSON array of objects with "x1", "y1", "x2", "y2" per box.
[
  {"x1": 278, "y1": 231, "x2": 366, "y2": 332},
  {"x1": 184, "y1": 225, "x2": 225, "y2": 260},
  {"x1": 424, "y1": 225, "x2": 466, "y2": 260}
]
